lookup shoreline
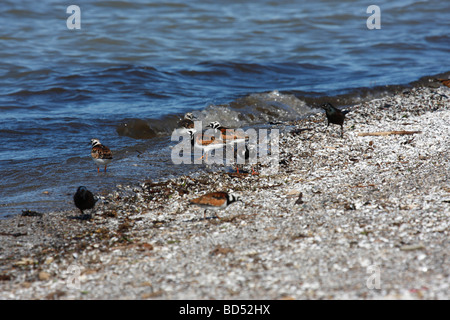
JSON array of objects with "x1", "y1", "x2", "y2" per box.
[
  {"x1": 1, "y1": 71, "x2": 449, "y2": 218},
  {"x1": 0, "y1": 81, "x2": 449, "y2": 299}
]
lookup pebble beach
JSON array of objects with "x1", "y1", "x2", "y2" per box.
[{"x1": 0, "y1": 81, "x2": 449, "y2": 300}]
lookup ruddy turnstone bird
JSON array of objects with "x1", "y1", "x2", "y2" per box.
[
  {"x1": 189, "y1": 191, "x2": 241, "y2": 219},
  {"x1": 90, "y1": 138, "x2": 113, "y2": 173},
  {"x1": 436, "y1": 78, "x2": 450, "y2": 88},
  {"x1": 206, "y1": 121, "x2": 248, "y2": 143},
  {"x1": 188, "y1": 129, "x2": 225, "y2": 161},
  {"x1": 235, "y1": 143, "x2": 258, "y2": 175},
  {"x1": 73, "y1": 186, "x2": 97, "y2": 217},
  {"x1": 321, "y1": 103, "x2": 351, "y2": 137},
  {"x1": 178, "y1": 112, "x2": 197, "y2": 132}
]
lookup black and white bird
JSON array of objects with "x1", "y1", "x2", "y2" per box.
[
  {"x1": 189, "y1": 191, "x2": 241, "y2": 219},
  {"x1": 73, "y1": 186, "x2": 97, "y2": 217},
  {"x1": 188, "y1": 128, "x2": 225, "y2": 161},
  {"x1": 178, "y1": 112, "x2": 197, "y2": 133},
  {"x1": 206, "y1": 121, "x2": 248, "y2": 143}
]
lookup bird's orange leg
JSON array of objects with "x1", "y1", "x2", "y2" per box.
[{"x1": 197, "y1": 152, "x2": 208, "y2": 162}]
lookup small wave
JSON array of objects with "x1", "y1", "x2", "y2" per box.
[
  {"x1": 116, "y1": 90, "x2": 314, "y2": 140},
  {"x1": 95, "y1": 1, "x2": 146, "y2": 9},
  {"x1": 8, "y1": 87, "x2": 93, "y2": 97},
  {"x1": 117, "y1": 117, "x2": 175, "y2": 139},
  {"x1": 425, "y1": 34, "x2": 450, "y2": 45}
]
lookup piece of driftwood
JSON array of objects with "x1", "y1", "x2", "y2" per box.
[
  {"x1": 290, "y1": 128, "x2": 313, "y2": 135},
  {"x1": 357, "y1": 130, "x2": 422, "y2": 137}
]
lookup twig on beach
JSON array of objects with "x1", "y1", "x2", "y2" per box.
[
  {"x1": 0, "y1": 232, "x2": 28, "y2": 237},
  {"x1": 357, "y1": 130, "x2": 422, "y2": 137},
  {"x1": 290, "y1": 128, "x2": 313, "y2": 135},
  {"x1": 291, "y1": 128, "x2": 316, "y2": 141}
]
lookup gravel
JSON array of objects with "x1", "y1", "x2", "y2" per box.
[{"x1": 0, "y1": 82, "x2": 449, "y2": 300}]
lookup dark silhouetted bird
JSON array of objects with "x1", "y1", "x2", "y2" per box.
[
  {"x1": 73, "y1": 186, "x2": 97, "y2": 216},
  {"x1": 294, "y1": 192, "x2": 304, "y2": 205},
  {"x1": 235, "y1": 143, "x2": 258, "y2": 175},
  {"x1": 321, "y1": 103, "x2": 350, "y2": 137}
]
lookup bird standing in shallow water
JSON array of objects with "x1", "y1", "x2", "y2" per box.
[
  {"x1": 178, "y1": 112, "x2": 197, "y2": 133},
  {"x1": 321, "y1": 103, "x2": 350, "y2": 137},
  {"x1": 189, "y1": 191, "x2": 241, "y2": 219},
  {"x1": 91, "y1": 138, "x2": 113, "y2": 173},
  {"x1": 206, "y1": 121, "x2": 248, "y2": 143},
  {"x1": 73, "y1": 186, "x2": 97, "y2": 217},
  {"x1": 188, "y1": 129, "x2": 225, "y2": 162}
]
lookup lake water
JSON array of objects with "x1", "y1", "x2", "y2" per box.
[{"x1": 1, "y1": 0, "x2": 449, "y2": 217}]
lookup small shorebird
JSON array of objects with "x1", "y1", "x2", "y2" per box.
[
  {"x1": 91, "y1": 138, "x2": 113, "y2": 173},
  {"x1": 436, "y1": 78, "x2": 450, "y2": 88},
  {"x1": 73, "y1": 186, "x2": 97, "y2": 217},
  {"x1": 235, "y1": 143, "x2": 258, "y2": 175},
  {"x1": 189, "y1": 191, "x2": 241, "y2": 219},
  {"x1": 178, "y1": 112, "x2": 197, "y2": 132},
  {"x1": 206, "y1": 121, "x2": 248, "y2": 143},
  {"x1": 188, "y1": 129, "x2": 225, "y2": 161},
  {"x1": 321, "y1": 103, "x2": 351, "y2": 137}
]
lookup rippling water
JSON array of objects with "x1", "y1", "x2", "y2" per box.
[{"x1": 1, "y1": 0, "x2": 449, "y2": 217}]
